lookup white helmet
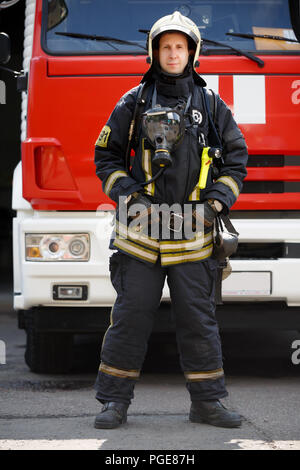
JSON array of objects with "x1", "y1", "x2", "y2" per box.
[{"x1": 147, "y1": 11, "x2": 201, "y2": 69}]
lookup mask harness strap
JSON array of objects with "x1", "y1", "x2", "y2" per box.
[{"x1": 151, "y1": 84, "x2": 158, "y2": 107}]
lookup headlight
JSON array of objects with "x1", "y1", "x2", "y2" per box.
[{"x1": 25, "y1": 234, "x2": 90, "y2": 261}]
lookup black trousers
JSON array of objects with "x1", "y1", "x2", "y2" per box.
[{"x1": 94, "y1": 252, "x2": 227, "y2": 405}]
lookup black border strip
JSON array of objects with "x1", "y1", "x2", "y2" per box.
[
  {"x1": 232, "y1": 243, "x2": 300, "y2": 259},
  {"x1": 247, "y1": 155, "x2": 300, "y2": 167},
  {"x1": 242, "y1": 182, "x2": 300, "y2": 193}
]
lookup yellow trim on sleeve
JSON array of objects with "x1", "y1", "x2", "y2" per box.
[
  {"x1": 216, "y1": 176, "x2": 240, "y2": 199},
  {"x1": 104, "y1": 170, "x2": 128, "y2": 197}
]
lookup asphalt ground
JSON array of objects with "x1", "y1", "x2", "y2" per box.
[{"x1": 0, "y1": 284, "x2": 300, "y2": 451}]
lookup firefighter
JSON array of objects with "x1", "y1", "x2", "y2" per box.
[{"x1": 93, "y1": 11, "x2": 248, "y2": 429}]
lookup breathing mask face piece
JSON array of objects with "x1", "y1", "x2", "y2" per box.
[{"x1": 142, "y1": 106, "x2": 185, "y2": 167}]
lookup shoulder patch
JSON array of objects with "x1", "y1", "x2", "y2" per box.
[
  {"x1": 95, "y1": 125, "x2": 111, "y2": 148},
  {"x1": 192, "y1": 109, "x2": 203, "y2": 125}
]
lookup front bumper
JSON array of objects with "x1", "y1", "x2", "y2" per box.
[{"x1": 13, "y1": 213, "x2": 300, "y2": 309}]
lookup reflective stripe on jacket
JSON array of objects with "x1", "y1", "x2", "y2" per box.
[{"x1": 94, "y1": 80, "x2": 248, "y2": 265}]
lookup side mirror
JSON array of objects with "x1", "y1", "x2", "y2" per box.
[{"x1": 0, "y1": 32, "x2": 11, "y2": 64}]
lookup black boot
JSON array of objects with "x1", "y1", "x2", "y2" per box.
[
  {"x1": 189, "y1": 400, "x2": 242, "y2": 428},
  {"x1": 94, "y1": 401, "x2": 128, "y2": 429}
]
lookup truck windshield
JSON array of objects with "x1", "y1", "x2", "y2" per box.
[{"x1": 43, "y1": 0, "x2": 300, "y2": 55}]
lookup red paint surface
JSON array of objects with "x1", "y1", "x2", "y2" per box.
[{"x1": 22, "y1": 1, "x2": 300, "y2": 211}]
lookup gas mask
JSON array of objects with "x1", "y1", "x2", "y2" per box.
[{"x1": 141, "y1": 106, "x2": 185, "y2": 167}]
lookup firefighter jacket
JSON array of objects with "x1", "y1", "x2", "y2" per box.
[{"x1": 94, "y1": 71, "x2": 248, "y2": 266}]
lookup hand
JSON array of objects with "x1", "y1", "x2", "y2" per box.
[
  {"x1": 193, "y1": 201, "x2": 218, "y2": 228},
  {"x1": 127, "y1": 192, "x2": 159, "y2": 234}
]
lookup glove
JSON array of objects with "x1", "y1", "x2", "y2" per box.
[
  {"x1": 127, "y1": 192, "x2": 160, "y2": 235},
  {"x1": 192, "y1": 200, "x2": 221, "y2": 229}
]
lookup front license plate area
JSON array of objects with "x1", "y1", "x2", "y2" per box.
[{"x1": 222, "y1": 271, "x2": 272, "y2": 296}]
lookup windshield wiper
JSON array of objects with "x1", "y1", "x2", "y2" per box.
[
  {"x1": 138, "y1": 30, "x2": 264, "y2": 68},
  {"x1": 202, "y1": 38, "x2": 264, "y2": 68},
  {"x1": 226, "y1": 32, "x2": 300, "y2": 43},
  {"x1": 55, "y1": 32, "x2": 147, "y2": 51}
]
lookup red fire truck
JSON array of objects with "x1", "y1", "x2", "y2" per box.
[{"x1": 6, "y1": 0, "x2": 300, "y2": 372}]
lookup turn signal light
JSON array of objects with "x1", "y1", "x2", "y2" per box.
[{"x1": 26, "y1": 246, "x2": 42, "y2": 259}]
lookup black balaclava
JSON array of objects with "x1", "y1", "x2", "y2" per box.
[
  {"x1": 151, "y1": 55, "x2": 195, "y2": 98},
  {"x1": 141, "y1": 52, "x2": 206, "y2": 92}
]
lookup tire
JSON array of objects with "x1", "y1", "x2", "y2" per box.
[{"x1": 25, "y1": 327, "x2": 74, "y2": 374}]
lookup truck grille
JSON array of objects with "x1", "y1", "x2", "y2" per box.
[
  {"x1": 242, "y1": 182, "x2": 300, "y2": 193},
  {"x1": 236, "y1": 155, "x2": 300, "y2": 210},
  {"x1": 231, "y1": 242, "x2": 300, "y2": 260}
]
